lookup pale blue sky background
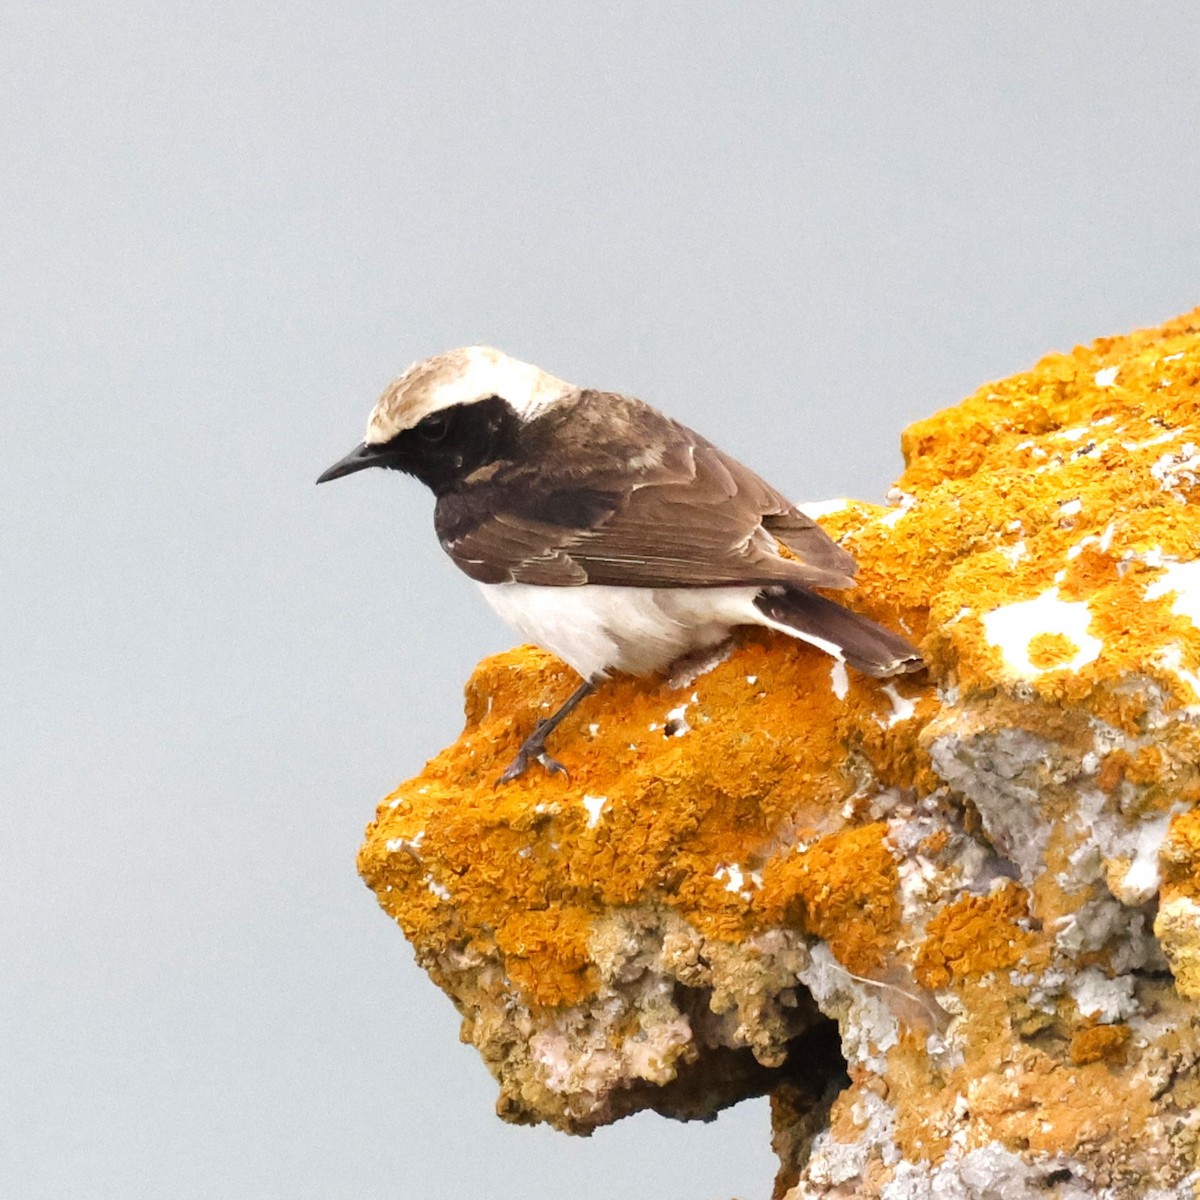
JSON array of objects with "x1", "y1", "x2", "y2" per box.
[{"x1": 3, "y1": 4, "x2": 1199, "y2": 1198}]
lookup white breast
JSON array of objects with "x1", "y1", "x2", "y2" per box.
[{"x1": 477, "y1": 582, "x2": 769, "y2": 679}]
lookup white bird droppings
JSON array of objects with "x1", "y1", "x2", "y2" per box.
[
  {"x1": 582, "y1": 794, "x2": 608, "y2": 828},
  {"x1": 664, "y1": 704, "x2": 691, "y2": 737},
  {"x1": 797, "y1": 497, "x2": 851, "y2": 520},
  {"x1": 1155, "y1": 644, "x2": 1200, "y2": 708},
  {"x1": 1145, "y1": 560, "x2": 1200, "y2": 628},
  {"x1": 879, "y1": 683, "x2": 916, "y2": 727},
  {"x1": 386, "y1": 831, "x2": 426, "y2": 857},
  {"x1": 981, "y1": 589, "x2": 1102, "y2": 679},
  {"x1": 1151, "y1": 443, "x2": 1200, "y2": 497},
  {"x1": 879, "y1": 490, "x2": 917, "y2": 527},
  {"x1": 717, "y1": 863, "x2": 744, "y2": 892},
  {"x1": 1000, "y1": 539, "x2": 1027, "y2": 566},
  {"x1": 713, "y1": 863, "x2": 763, "y2": 899},
  {"x1": 830, "y1": 660, "x2": 849, "y2": 701},
  {"x1": 424, "y1": 874, "x2": 452, "y2": 902},
  {"x1": 1122, "y1": 428, "x2": 1179, "y2": 452}
]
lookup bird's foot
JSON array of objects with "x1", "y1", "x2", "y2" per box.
[
  {"x1": 496, "y1": 730, "x2": 572, "y2": 786},
  {"x1": 494, "y1": 678, "x2": 595, "y2": 786}
]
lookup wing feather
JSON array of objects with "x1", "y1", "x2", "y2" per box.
[{"x1": 434, "y1": 393, "x2": 858, "y2": 590}]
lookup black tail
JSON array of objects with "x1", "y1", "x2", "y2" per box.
[{"x1": 753, "y1": 587, "x2": 923, "y2": 678}]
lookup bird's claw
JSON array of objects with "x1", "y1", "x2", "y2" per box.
[
  {"x1": 495, "y1": 746, "x2": 571, "y2": 787},
  {"x1": 536, "y1": 752, "x2": 571, "y2": 782},
  {"x1": 495, "y1": 752, "x2": 528, "y2": 786},
  {"x1": 493, "y1": 678, "x2": 594, "y2": 786}
]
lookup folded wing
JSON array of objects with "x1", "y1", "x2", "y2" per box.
[{"x1": 435, "y1": 394, "x2": 858, "y2": 591}]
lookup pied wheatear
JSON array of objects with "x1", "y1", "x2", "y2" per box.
[{"x1": 319, "y1": 347, "x2": 922, "y2": 782}]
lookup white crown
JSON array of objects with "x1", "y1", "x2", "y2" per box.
[{"x1": 365, "y1": 347, "x2": 574, "y2": 445}]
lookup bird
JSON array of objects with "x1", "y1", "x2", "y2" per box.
[{"x1": 318, "y1": 346, "x2": 922, "y2": 783}]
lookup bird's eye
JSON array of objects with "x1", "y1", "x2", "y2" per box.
[{"x1": 419, "y1": 414, "x2": 449, "y2": 442}]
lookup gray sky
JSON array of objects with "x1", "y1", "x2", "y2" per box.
[{"x1": 4, "y1": 4, "x2": 1198, "y2": 1198}]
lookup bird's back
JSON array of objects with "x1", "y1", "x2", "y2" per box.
[{"x1": 434, "y1": 389, "x2": 858, "y2": 592}]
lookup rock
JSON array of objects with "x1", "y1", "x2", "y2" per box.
[{"x1": 357, "y1": 307, "x2": 1200, "y2": 1196}]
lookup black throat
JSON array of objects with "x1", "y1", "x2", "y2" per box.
[{"x1": 375, "y1": 396, "x2": 522, "y2": 495}]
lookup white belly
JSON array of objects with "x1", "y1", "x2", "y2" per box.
[{"x1": 477, "y1": 582, "x2": 769, "y2": 679}]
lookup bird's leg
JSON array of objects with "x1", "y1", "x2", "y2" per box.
[{"x1": 497, "y1": 678, "x2": 596, "y2": 785}]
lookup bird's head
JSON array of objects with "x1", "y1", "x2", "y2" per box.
[{"x1": 317, "y1": 346, "x2": 573, "y2": 493}]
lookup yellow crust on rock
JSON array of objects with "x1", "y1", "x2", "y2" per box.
[
  {"x1": 912, "y1": 882, "x2": 1037, "y2": 989},
  {"x1": 1162, "y1": 808, "x2": 1200, "y2": 903},
  {"x1": 362, "y1": 307, "x2": 1200, "y2": 1011},
  {"x1": 1070, "y1": 1021, "x2": 1132, "y2": 1065},
  {"x1": 359, "y1": 637, "x2": 930, "y2": 1008},
  {"x1": 357, "y1": 307, "x2": 1200, "y2": 1189},
  {"x1": 759, "y1": 823, "x2": 901, "y2": 976}
]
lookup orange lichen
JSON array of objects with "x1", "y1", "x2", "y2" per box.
[
  {"x1": 493, "y1": 909, "x2": 597, "y2": 1008},
  {"x1": 361, "y1": 627, "x2": 932, "y2": 1007},
  {"x1": 357, "y1": 307, "x2": 1200, "y2": 1186},
  {"x1": 362, "y1": 308, "x2": 1200, "y2": 1012},
  {"x1": 918, "y1": 828, "x2": 949, "y2": 857},
  {"x1": 882, "y1": 309, "x2": 1200, "y2": 709},
  {"x1": 1070, "y1": 1022, "x2": 1132, "y2": 1066},
  {"x1": 886, "y1": 976, "x2": 1158, "y2": 1169},
  {"x1": 913, "y1": 883, "x2": 1036, "y2": 989},
  {"x1": 760, "y1": 823, "x2": 901, "y2": 975},
  {"x1": 1026, "y1": 631, "x2": 1082, "y2": 671},
  {"x1": 1161, "y1": 808, "x2": 1200, "y2": 902}
]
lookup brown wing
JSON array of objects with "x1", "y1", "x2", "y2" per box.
[{"x1": 435, "y1": 393, "x2": 858, "y2": 590}]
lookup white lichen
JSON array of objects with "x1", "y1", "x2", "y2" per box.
[{"x1": 798, "y1": 942, "x2": 899, "y2": 1074}]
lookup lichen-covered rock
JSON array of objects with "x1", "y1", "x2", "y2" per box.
[{"x1": 358, "y1": 308, "x2": 1200, "y2": 1197}]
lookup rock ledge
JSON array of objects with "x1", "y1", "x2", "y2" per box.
[{"x1": 359, "y1": 308, "x2": 1200, "y2": 1198}]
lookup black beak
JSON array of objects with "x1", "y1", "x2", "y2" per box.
[{"x1": 316, "y1": 442, "x2": 388, "y2": 484}]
